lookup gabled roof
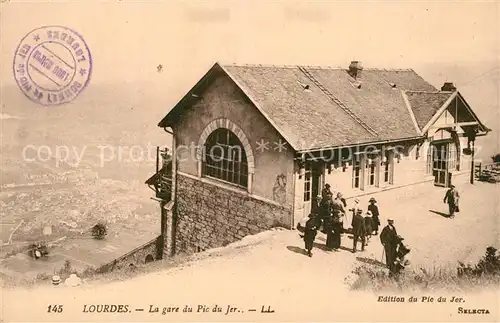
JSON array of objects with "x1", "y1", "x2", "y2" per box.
[
  {"x1": 452, "y1": 92, "x2": 491, "y2": 134},
  {"x1": 418, "y1": 91, "x2": 491, "y2": 134},
  {"x1": 159, "y1": 62, "x2": 489, "y2": 152},
  {"x1": 405, "y1": 91, "x2": 455, "y2": 130}
]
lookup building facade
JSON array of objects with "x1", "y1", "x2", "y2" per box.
[{"x1": 152, "y1": 62, "x2": 490, "y2": 256}]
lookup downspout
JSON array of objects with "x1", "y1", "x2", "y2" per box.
[
  {"x1": 164, "y1": 127, "x2": 176, "y2": 197},
  {"x1": 163, "y1": 126, "x2": 177, "y2": 256}
]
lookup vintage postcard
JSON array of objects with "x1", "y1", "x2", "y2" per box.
[{"x1": 1, "y1": 0, "x2": 499, "y2": 322}]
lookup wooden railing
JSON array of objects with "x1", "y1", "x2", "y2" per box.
[
  {"x1": 475, "y1": 162, "x2": 500, "y2": 181},
  {"x1": 158, "y1": 169, "x2": 173, "y2": 201}
]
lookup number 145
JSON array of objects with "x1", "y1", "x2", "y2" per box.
[{"x1": 47, "y1": 305, "x2": 63, "y2": 313}]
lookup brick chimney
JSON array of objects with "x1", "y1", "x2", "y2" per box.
[
  {"x1": 441, "y1": 82, "x2": 457, "y2": 92},
  {"x1": 348, "y1": 61, "x2": 363, "y2": 79}
]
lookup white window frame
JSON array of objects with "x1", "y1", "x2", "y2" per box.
[{"x1": 197, "y1": 118, "x2": 255, "y2": 194}]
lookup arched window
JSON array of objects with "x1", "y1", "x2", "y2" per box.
[{"x1": 203, "y1": 128, "x2": 248, "y2": 188}]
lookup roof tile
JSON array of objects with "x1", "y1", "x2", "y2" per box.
[
  {"x1": 159, "y1": 63, "x2": 454, "y2": 152},
  {"x1": 223, "y1": 65, "x2": 440, "y2": 151},
  {"x1": 406, "y1": 91, "x2": 454, "y2": 129}
]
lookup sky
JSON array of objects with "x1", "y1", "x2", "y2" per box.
[
  {"x1": 2, "y1": 1, "x2": 498, "y2": 83},
  {"x1": 1, "y1": 0, "x2": 499, "y2": 157}
]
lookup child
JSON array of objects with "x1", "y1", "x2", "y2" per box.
[{"x1": 391, "y1": 235, "x2": 411, "y2": 277}]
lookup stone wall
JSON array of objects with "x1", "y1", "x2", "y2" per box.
[
  {"x1": 174, "y1": 173, "x2": 292, "y2": 255},
  {"x1": 98, "y1": 236, "x2": 161, "y2": 273}
]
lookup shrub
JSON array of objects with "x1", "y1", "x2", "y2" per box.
[
  {"x1": 27, "y1": 260, "x2": 77, "y2": 285},
  {"x1": 79, "y1": 266, "x2": 97, "y2": 278},
  {"x1": 491, "y1": 153, "x2": 500, "y2": 163},
  {"x1": 458, "y1": 246, "x2": 500, "y2": 277},
  {"x1": 29, "y1": 241, "x2": 49, "y2": 259},
  {"x1": 57, "y1": 260, "x2": 74, "y2": 276},
  {"x1": 349, "y1": 246, "x2": 500, "y2": 292},
  {"x1": 91, "y1": 222, "x2": 107, "y2": 240}
]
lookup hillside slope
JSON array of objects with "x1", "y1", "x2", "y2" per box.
[{"x1": 2, "y1": 177, "x2": 499, "y2": 322}]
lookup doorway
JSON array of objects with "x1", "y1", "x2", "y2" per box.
[
  {"x1": 432, "y1": 142, "x2": 449, "y2": 187},
  {"x1": 303, "y1": 162, "x2": 323, "y2": 217}
]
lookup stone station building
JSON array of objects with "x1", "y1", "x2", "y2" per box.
[{"x1": 148, "y1": 61, "x2": 490, "y2": 256}]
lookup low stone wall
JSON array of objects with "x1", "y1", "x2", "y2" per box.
[
  {"x1": 98, "y1": 236, "x2": 162, "y2": 273},
  {"x1": 174, "y1": 174, "x2": 292, "y2": 255}
]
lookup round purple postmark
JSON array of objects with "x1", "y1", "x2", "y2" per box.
[{"x1": 13, "y1": 26, "x2": 92, "y2": 106}]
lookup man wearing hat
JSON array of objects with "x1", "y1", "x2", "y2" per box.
[
  {"x1": 321, "y1": 183, "x2": 333, "y2": 202},
  {"x1": 303, "y1": 213, "x2": 318, "y2": 257},
  {"x1": 311, "y1": 195, "x2": 322, "y2": 228},
  {"x1": 368, "y1": 197, "x2": 381, "y2": 235},
  {"x1": 380, "y1": 219, "x2": 398, "y2": 270},
  {"x1": 337, "y1": 192, "x2": 347, "y2": 208},
  {"x1": 347, "y1": 198, "x2": 361, "y2": 232},
  {"x1": 311, "y1": 194, "x2": 321, "y2": 213},
  {"x1": 351, "y1": 208, "x2": 366, "y2": 253},
  {"x1": 443, "y1": 184, "x2": 460, "y2": 218},
  {"x1": 319, "y1": 184, "x2": 333, "y2": 230}
]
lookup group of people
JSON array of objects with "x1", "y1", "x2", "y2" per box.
[
  {"x1": 311, "y1": 184, "x2": 382, "y2": 253},
  {"x1": 299, "y1": 183, "x2": 411, "y2": 276}
]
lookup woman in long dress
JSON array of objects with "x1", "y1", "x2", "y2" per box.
[
  {"x1": 329, "y1": 195, "x2": 345, "y2": 251},
  {"x1": 324, "y1": 198, "x2": 335, "y2": 250},
  {"x1": 325, "y1": 216, "x2": 334, "y2": 250},
  {"x1": 368, "y1": 197, "x2": 380, "y2": 235},
  {"x1": 346, "y1": 198, "x2": 361, "y2": 234},
  {"x1": 331, "y1": 211, "x2": 343, "y2": 250}
]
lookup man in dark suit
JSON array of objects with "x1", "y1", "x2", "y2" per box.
[
  {"x1": 443, "y1": 185, "x2": 460, "y2": 218},
  {"x1": 380, "y1": 219, "x2": 398, "y2": 270},
  {"x1": 351, "y1": 209, "x2": 366, "y2": 253},
  {"x1": 321, "y1": 184, "x2": 333, "y2": 202},
  {"x1": 311, "y1": 195, "x2": 323, "y2": 228},
  {"x1": 303, "y1": 213, "x2": 318, "y2": 257}
]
